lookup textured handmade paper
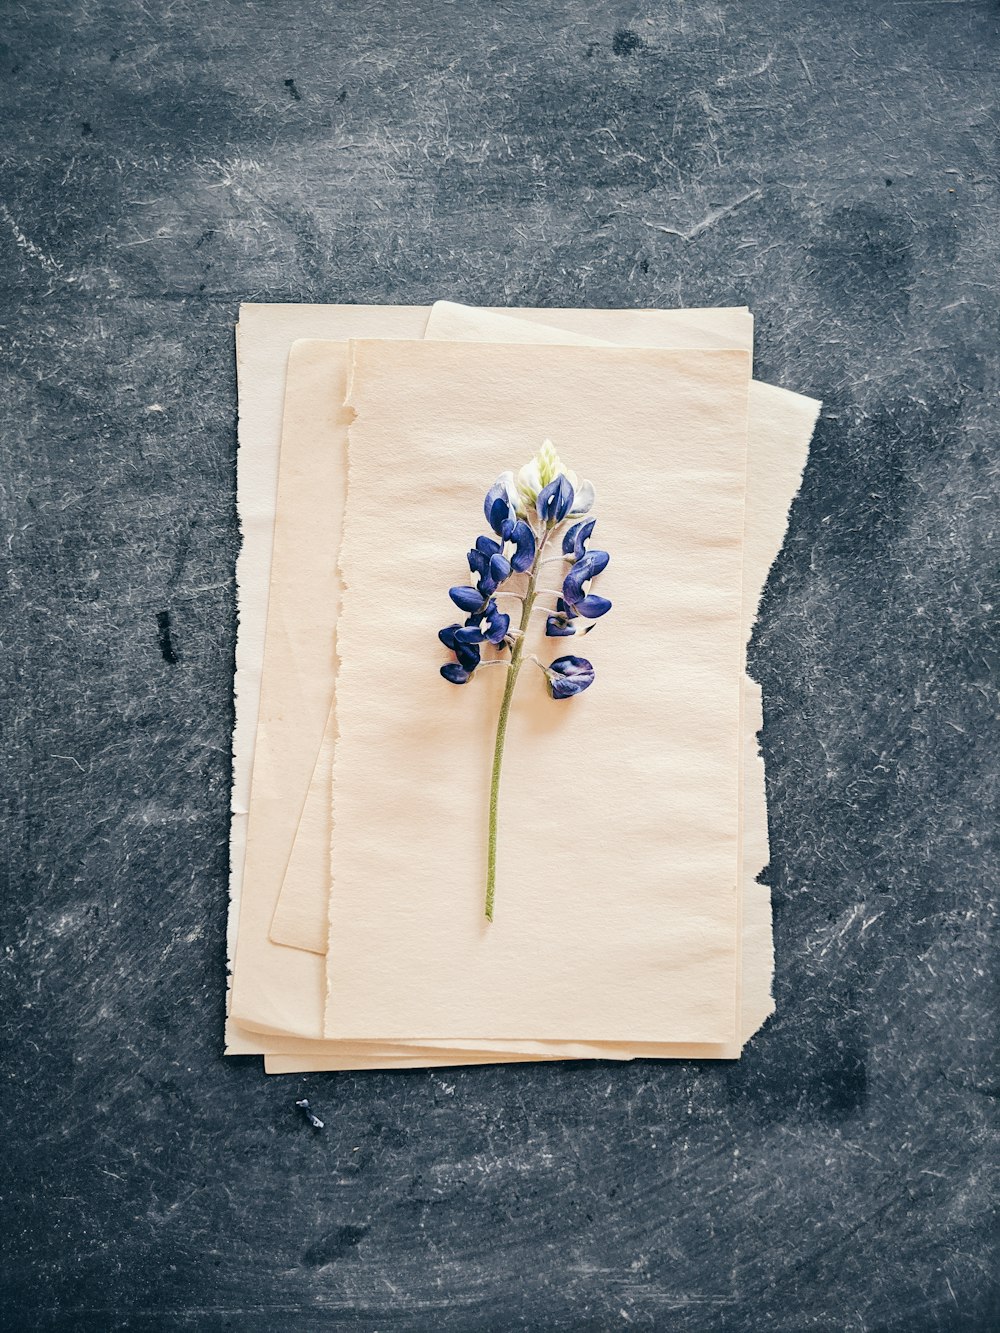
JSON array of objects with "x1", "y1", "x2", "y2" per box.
[
  {"x1": 270, "y1": 303, "x2": 755, "y2": 956},
  {"x1": 228, "y1": 303, "x2": 751, "y2": 1052},
  {"x1": 228, "y1": 304, "x2": 817, "y2": 1068},
  {"x1": 324, "y1": 339, "x2": 750, "y2": 1043}
]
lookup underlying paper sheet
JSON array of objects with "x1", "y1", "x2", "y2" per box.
[
  {"x1": 266, "y1": 306, "x2": 757, "y2": 1055},
  {"x1": 325, "y1": 339, "x2": 749, "y2": 1043},
  {"x1": 228, "y1": 304, "x2": 817, "y2": 1068},
  {"x1": 228, "y1": 303, "x2": 750, "y2": 1051}
]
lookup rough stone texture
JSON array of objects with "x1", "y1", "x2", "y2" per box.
[{"x1": 1, "y1": 2, "x2": 997, "y2": 1329}]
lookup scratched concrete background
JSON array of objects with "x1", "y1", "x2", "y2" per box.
[{"x1": 2, "y1": 1, "x2": 998, "y2": 1329}]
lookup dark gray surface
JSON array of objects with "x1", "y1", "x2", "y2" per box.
[{"x1": 1, "y1": 2, "x2": 997, "y2": 1329}]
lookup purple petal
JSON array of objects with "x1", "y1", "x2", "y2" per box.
[
  {"x1": 536, "y1": 473, "x2": 575, "y2": 524},
  {"x1": 508, "y1": 520, "x2": 536, "y2": 573},
  {"x1": 450, "y1": 585, "x2": 485, "y2": 613},
  {"x1": 441, "y1": 662, "x2": 473, "y2": 684},
  {"x1": 574, "y1": 594, "x2": 612, "y2": 619},
  {"x1": 583, "y1": 549, "x2": 610, "y2": 578},
  {"x1": 454, "y1": 624, "x2": 485, "y2": 645},
  {"x1": 485, "y1": 610, "x2": 510, "y2": 643},
  {"x1": 563, "y1": 517, "x2": 596, "y2": 559},
  {"x1": 545, "y1": 615, "x2": 576, "y2": 637},
  {"x1": 546, "y1": 654, "x2": 595, "y2": 699},
  {"x1": 484, "y1": 481, "x2": 512, "y2": 535}
]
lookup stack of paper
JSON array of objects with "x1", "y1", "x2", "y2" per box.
[{"x1": 225, "y1": 302, "x2": 820, "y2": 1074}]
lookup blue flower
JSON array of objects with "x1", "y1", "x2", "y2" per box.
[
  {"x1": 449, "y1": 583, "x2": 488, "y2": 614},
  {"x1": 451, "y1": 549, "x2": 513, "y2": 613},
  {"x1": 562, "y1": 549, "x2": 611, "y2": 619},
  {"x1": 483, "y1": 472, "x2": 517, "y2": 535},
  {"x1": 562, "y1": 517, "x2": 596, "y2": 563},
  {"x1": 439, "y1": 624, "x2": 482, "y2": 684},
  {"x1": 502, "y1": 518, "x2": 536, "y2": 573},
  {"x1": 454, "y1": 600, "x2": 510, "y2": 646},
  {"x1": 545, "y1": 602, "x2": 577, "y2": 636},
  {"x1": 536, "y1": 473, "x2": 575, "y2": 525},
  {"x1": 546, "y1": 655, "x2": 595, "y2": 699}
]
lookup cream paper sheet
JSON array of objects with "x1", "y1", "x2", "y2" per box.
[
  {"x1": 266, "y1": 308, "x2": 764, "y2": 1063},
  {"x1": 226, "y1": 304, "x2": 757, "y2": 1057},
  {"x1": 271, "y1": 303, "x2": 753, "y2": 955},
  {"x1": 324, "y1": 339, "x2": 750, "y2": 1043},
  {"x1": 261, "y1": 319, "x2": 818, "y2": 1068},
  {"x1": 227, "y1": 304, "x2": 752, "y2": 1055},
  {"x1": 228, "y1": 306, "x2": 817, "y2": 1068}
]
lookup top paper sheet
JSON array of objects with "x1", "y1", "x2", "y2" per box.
[{"x1": 325, "y1": 339, "x2": 750, "y2": 1043}]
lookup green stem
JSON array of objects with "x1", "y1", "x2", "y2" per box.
[{"x1": 485, "y1": 530, "x2": 548, "y2": 921}]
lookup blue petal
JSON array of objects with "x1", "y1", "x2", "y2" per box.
[
  {"x1": 454, "y1": 624, "x2": 484, "y2": 645},
  {"x1": 562, "y1": 517, "x2": 595, "y2": 559},
  {"x1": 490, "y1": 552, "x2": 512, "y2": 583},
  {"x1": 561, "y1": 550, "x2": 609, "y2": 606},
  {"x1": 456, "y1": 639, "x2": 482, "y2": 670},
  {"x1": 481, "y1": 551, "x2": 513, "y2": 594},
  {"x1": 508, "y1": 520, "x2": 536, "y2": 573},
  {"x1": 467, "y1": 548, "x2": 488, "y2": 577},
  {"x1": 450, "y1": 585, "x2": 485, "y2": 613},
  {"x1": 545, "y1": 615, "x2": 576, "y2": 637},
  {"x1": 476, "y1": 535, "x2": 502, "y2": 557},
  {"x1": 546, "y1": 654, "x2": 595, "y2": 699},
  {"x1": 536, "y1": 473, "x2": 575, "y2": 524},
  {"x1": 485, "y1": 609, "x2": 510, "y2": 644},
  {"x1": 561, "y1": 563, "x2": 588, "y2": 606},
  {"x1": 438, "y1": 624, "x2": 462, "y2": 650},
  {"x1": 574, "y1": 594, "x2": 612, "y2": 619},
  {"x1": 484, "y1": 481, "x2": 512, "y2": 535},
  {"x1": 582, "y1": 548, "x2": 610, "y2": 578},
  {"x1": 441, "y1": 662, "x2": 473, "y2": 684}
]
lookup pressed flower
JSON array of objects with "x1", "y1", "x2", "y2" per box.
[
  {"x1": 440, "y1": 442, "x2": 612, "y2": 919},
  {"x1": 562, "y1": 548, "x2": 612, "y2": 619},
  {"x1": 454, "y1": 600, "x2": 510, "y2": 646},
  {"x1": 545, "y1": 655, "x2": 596, "y2": 699},
  {"x1": 536, "y1": 473, "x2": 576, "y2": 525},
  {"x1": 562, "y1": 517, "x2": 596, "y2": 562},
  {"x1": 451, "y1": 548, "x2": 513, "y2": 614},
  {"x1": 438, "y1": 624, "x2": 482, "y2": 683},
  {"x1": 483, "y1": 472, "x2": 517, "y2": 535},
  {"x1": 545, "y1": 606, "x2": 577, "y2": 637},
  {"x1": 516, "y1": 439, "x2": 595, "y2": 516},
  {"x1": 503, "y1": 519, "x2": 536, "y2": 572}
]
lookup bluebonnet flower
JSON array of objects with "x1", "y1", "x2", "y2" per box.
[
  {"x1": 546, "y1": 517, "x2": 609, "y2": 634},
  {"x1": 503, "y1": 519, "x2": 535, "y2": 572},
  {"x1": 450, "y1": 547, "x2": 512, "y2": 614},
  {"x1": 562, "y1": 517, "x2": 596, "y2": 562},
  {"x1": 454, "y1": 601, "x2": 510, "y2": 646},
  {"x1": 562, "y1": 548, "x2": 611, "y2": 619},
  {"x1": 439, "y1": 445, "x2": 612, "y2": 919},
  {"x1": 545, "y1": 598, "x2": 578, "y2": 637},
  {"x1": 484, "y1": 472, "x2": 517, "y2": 535},
  {"x1": 544, "y1": 655, "x2": 596, "y2": 699},
  {"x1": 438, "y1": 625, "x2": 481, "y2": 684},
  {"x1": 515, "y1": 439, "x2": 595, "y2": 518},
  {"x1": 536, "y1": 474, "x2": 576, "y2": 525}
]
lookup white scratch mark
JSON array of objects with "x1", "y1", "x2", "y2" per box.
[
  {"x1": 641, "y1": 189, "x2": 762, "y2": 242},
  {"x1": 51, "y1": 754, "x2": 86, "y2": 771},
  {"x1": 795, "y1": 43, "x2": 816, "y2": 87},
  {"x1": 0, "y1": 204, "x2": 67, "y2": 278}
]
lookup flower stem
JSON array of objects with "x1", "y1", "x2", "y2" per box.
[{"x1": 485, "y1": 529, "x2": 548, "y2": 921}]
